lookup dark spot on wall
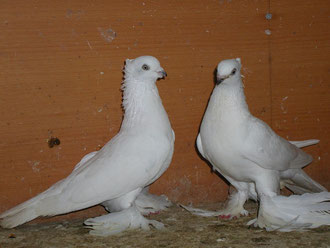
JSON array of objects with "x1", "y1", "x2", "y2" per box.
[{"x1": 48, "y1": 137, "x2": 61, "y2": 148}]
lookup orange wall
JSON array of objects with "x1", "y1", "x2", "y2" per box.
[{"x1": 0, "y1": 0, "x2": 329, "y2": 218}]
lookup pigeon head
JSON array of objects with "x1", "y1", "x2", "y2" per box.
[
  {"x1": 124, "y1": 56, "x2": 167, "y2": 82},
  {"x1": 216, "y1": 58, "x2": 241, "y2": 85}
]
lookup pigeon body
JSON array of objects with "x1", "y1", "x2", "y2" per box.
[
  {"x1": 0, "y1": 56, "x2": 174, "y2": 235},
  {"x1": 185, "y1": 58, "x2": 329, "y2": 231}
]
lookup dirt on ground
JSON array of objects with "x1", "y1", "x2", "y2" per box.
[{"x1": 0, "y1": 201, "x2": 329, "y2": 248}]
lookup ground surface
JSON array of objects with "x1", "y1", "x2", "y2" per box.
[{"x1": 0, "y1": 201, "x2": 329, "y2": 248}]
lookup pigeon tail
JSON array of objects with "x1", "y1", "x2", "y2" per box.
[
  {"x1": 0, "y1": 192, "x2": 55, "y2": 228},
  {"x1": 0, "y1": 202, "x2": 39, "y2": 228},
  {"x1": 284, "y1": 170, "x2": 327, "y2": 194},
  {"x1": 0, "y1": 179, "x2": 70, "y2": 228},
  {"x1": 248, "y1": 192, "x2": 330, "y2": 231},
  {"x1": 289, "y1": 139, "x2": 319, "y2": 148}
]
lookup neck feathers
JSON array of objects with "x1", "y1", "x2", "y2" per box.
[
  {"x1": 121, "y1": 78, "x2": 161, "y2": 128},
  {"x1": 211, "y1": 76, "x2": 249, "y2": 114}
]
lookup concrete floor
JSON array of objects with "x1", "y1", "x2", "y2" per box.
[{"x1": 1, "y1": 201, "x2": 329, "y2": 248}]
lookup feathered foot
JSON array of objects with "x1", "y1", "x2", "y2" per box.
[
  {"x1": 248, "y1": 192, "x2": 330, "y2": 232},
  {"x1": 135, "y1": 189, "x2": 172, "y2": 215},
  {"x1": 84, "y1": 205, "x2": 164, "y2": 236},
  {"x1": 180, "y1": 204, "x2": 248, "y2": 220},
  {"x1": 180, "y1": 204, "x2": 223, "y2": 217},
  {"x1": 220, "y1": 189, "x2": 249, "y2": 218},
  {"x1": 180, "y1": 189, "x2": 249, "y2": 219}
]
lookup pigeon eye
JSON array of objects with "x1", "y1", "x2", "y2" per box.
[
  {"x1": 142, "y1": 64, "x2": 150, "y2": 71},
  {"x1": 231, "y1": 68, "x2": 237, "y2": 75}
]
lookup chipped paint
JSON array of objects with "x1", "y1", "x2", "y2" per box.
[
  {"x1": 265, "y1": 13, "x2": 272, "y2": 20},
  {"x1": 28, "y1": 161, "x2": 41, "y2": 173},
  {"x1": 98, "y1": 27, "x2": 116, "y2": 43},
  {"x1": 86, "y1": 40, "x2": 93, "y2": 50},
  {"x1": 265, "y1": 29, "x2": 272, "y2": 35}
]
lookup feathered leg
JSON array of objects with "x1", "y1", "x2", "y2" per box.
[
  {"x1": 85, "y1": 204, "x2": 164, "y2": 236},
  {"x1": 89, "y1": 188, "x2": 165, "y2": 236},
  {"x1": 135, "y1": 187, "x2": 172, "y2": 215},
  {"x1": 181, "y1": 180, "x2": 255, "y2": 219},
  {"x1": 214, "y1": 179, "x2": 255, "y2": 218},
  {"x1": 102, "y1": 187, "x2": 172, "y2": 216},
  {"x1": 251, "y1": 172, "x2": 330, "y2": 231}
]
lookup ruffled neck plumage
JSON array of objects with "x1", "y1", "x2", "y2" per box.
[{"x1": 120, "y1": 73, "x2": 160, "y2": 128}]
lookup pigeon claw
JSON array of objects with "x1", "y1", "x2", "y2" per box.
[
  {"x1": 147, "y1": 211, "x2": 160, "y2": 216},
  {"x1": 218, "y1": 214, "x2": 231, "y2": 219}
]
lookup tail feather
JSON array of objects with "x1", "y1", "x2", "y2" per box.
[
  {"x1": 179, "y1": 204, "x2": 223, "y2": 217},
  {"x1": 250, "y1": 192, "x2": 330, "y2": 231},
  {"x1": 0, "y1": 204, "x2": 39, "y2": 228},
  {"x1": 284, "y1": 170, "x2": 327, "y2": 194},
  {"x1": 289, "y1": 139, "x2": 319, "y2": 148},
  {"x1": 0, "y1": 179, "x2": 66, "y2": 228},
  {"x1": 285, "y1": 139, "x2": 324, "y2": 195},
  {"x1": 284, "y1": 183, "x2": 315, "y2": 195},
  {"x1": 0, "y1": 192, "x2": 44, "y2": 221}
]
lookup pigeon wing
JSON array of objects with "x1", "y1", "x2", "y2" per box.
[
  {"x1": 241, "y1": 117, "x2": 313, "y2": 171},
  {"x1": 54, "y1": 132, "x2": 168, "y2": 211}
]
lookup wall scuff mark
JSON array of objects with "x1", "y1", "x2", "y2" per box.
[{"x1": 98, "y1": 27, "x2": 116, "y2": 43}]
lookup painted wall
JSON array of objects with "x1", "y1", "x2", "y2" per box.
[{"x1": 0, "y1": 0, "x2": 329, "y2": 221}]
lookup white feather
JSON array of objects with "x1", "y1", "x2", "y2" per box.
[
  {"x1": 0, "y1": 56, "x2": 174, "y2": 235},
  {"x1": 248, "y1": 192, "x2": 330, "y2": 231},
  {"x1": 186, "y1": 58, "x2": 329, "y2": 230}
]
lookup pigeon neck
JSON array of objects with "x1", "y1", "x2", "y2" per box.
[
  {"x1": 121, "y1": 79, "x2": 169, "y2": 129},
  {"x1": 211, "y1": 76, "x2": 250, "y2": 115}
]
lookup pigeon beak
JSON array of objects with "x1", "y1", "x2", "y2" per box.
[
  {"x1": 216, "y1": 75, "x2": 226, "y2": 85},
  {"x1": 158, "y1": 70, "x2": 167, "y2": 79}
]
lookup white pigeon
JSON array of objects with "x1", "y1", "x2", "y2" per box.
[
  {"x1": 0, "y1": 55, "x2": 175, "y2": 236},
  {"x1": 182, "y1": 58, "x2": 330, "y2": 231}
]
